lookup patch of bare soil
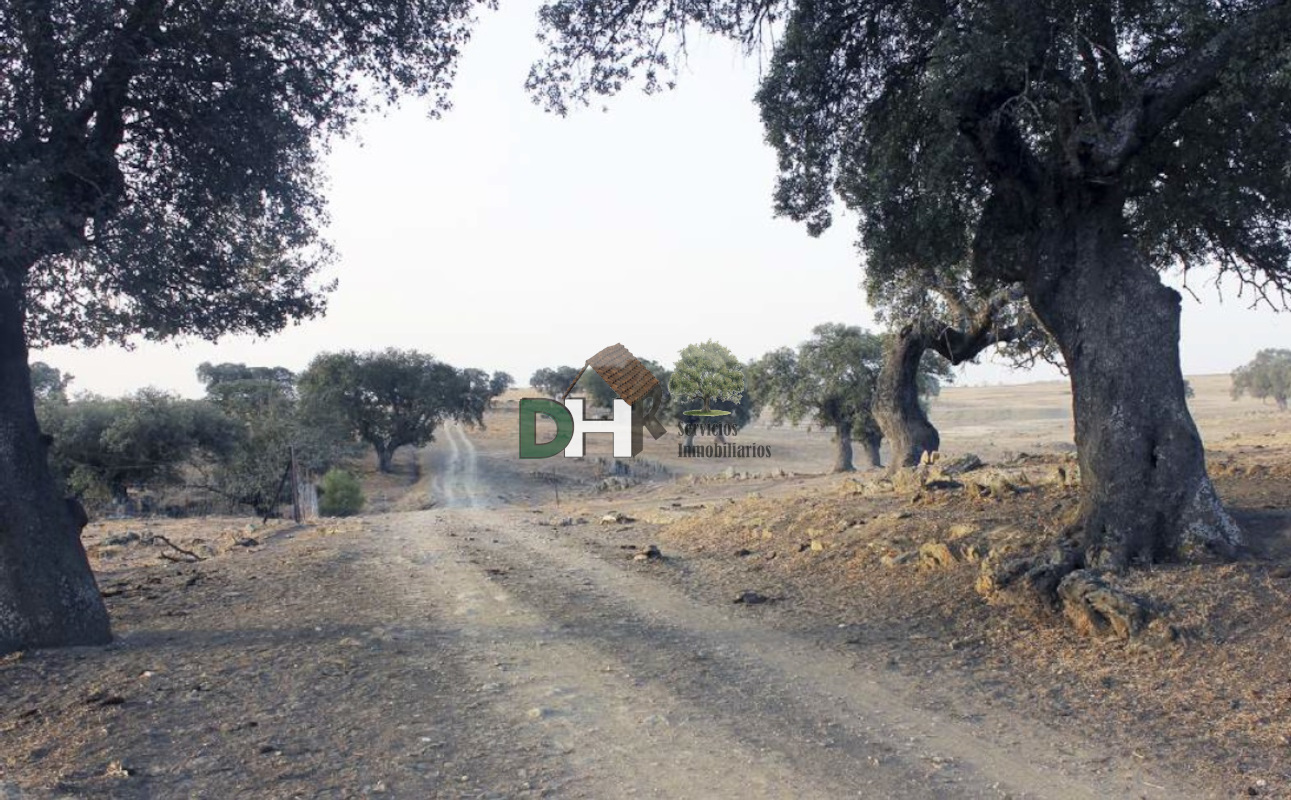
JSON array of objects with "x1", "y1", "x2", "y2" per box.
[
  {"x1": 0, "y1": 515, "x2": 563, "y2": 799},
  {"x1": 583, "y1": 450, "x2": 1291, "y2": 799}
]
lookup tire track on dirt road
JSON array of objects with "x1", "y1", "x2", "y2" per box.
[
  {"x1": 429, "y1": 423, "x2": 491, "y2": 510},
  {"x1": 382, "y1": 508, "x2": 1204, "y2": 799},
  {"x1": 402, "y1": 424, "x2": 1206, "y2": 798}
]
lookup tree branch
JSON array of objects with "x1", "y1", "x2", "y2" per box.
[{"x1": 1092, "y1": 0, "x2": 1291, "y2": 175}]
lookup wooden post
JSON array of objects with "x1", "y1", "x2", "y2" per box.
[
  {"x1": 264, "y1": 458, "x2": 294, "y2": 524},
  {"x1": 290, "y1": 445, "x2": 302, "y2": 524}
]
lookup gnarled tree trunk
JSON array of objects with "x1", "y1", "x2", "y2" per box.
[
  {"x1": 859, "y1": 431, "x2": 882, "y2": 469},
  {"x1": 375, "y1": 441, "x2": 397, "y2": 473},
  {"x1": 1028, "y1": 201, "x2": 1243, "y2": 567},
  {"x1": 874, "y1": 326, "x2": 939, "y2": 468},
  {"x1": 0, "y1": 273, "x2": 112, "y2": 655},
  {"x1": 832, "y1": 422, "x2": 854, "y2": 472}
]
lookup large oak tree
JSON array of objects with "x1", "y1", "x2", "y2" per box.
[
  {"x1": 298, "y1": 349, "x2": 492, "y2": 474},
  {"x1": 750, "y1": 324, "x2": 886, "y2": 472},
  {"x1": 527, "y1": 0, "x2": 1291, "y2": 574},
  {"x1": 0, "y1": 0, "x2": 479, "y2": 653}
]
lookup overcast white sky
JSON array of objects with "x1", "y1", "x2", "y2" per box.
[{"x1": 32, "y1": 0, "x2": 1289, "y2": 398}]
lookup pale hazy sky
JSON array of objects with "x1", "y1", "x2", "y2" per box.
[{"x1": 32, "y1": 0, "x2": 1289, "y2": 398}]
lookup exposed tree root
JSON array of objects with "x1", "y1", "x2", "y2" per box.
[{"x1": 975, "y1": 538, "x2": 1173, "y2": 644}]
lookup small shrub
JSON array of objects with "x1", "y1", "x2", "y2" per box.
[{"x1": 318, "y1": 468, "x2": 364, "y2": 516}]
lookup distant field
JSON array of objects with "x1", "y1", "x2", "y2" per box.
[{"x1": 478, "y1": 374, "x2": 1285, "y2": 481}]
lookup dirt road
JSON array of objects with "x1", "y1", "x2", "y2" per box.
[
  {"x1": 388, "y1": 425, "x2": 1197, "y2": 798},
  {"x1": 0, "y1": 425, "x2": 1207, "y2": 798}
]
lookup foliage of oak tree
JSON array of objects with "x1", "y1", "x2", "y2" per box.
[
  {"x1": 299, "y1": 350, "x2": 486, "y2": 474},
  {"x1": 669, "y1": 341, "x2": 746, "y2": 415},
  {"x1": 1232, "y1": 349, "x2": 1291, "y2": 411},
  {"x1": 29, "y1": 362, "x2": 73, "y2": 405},
  {"x1": 38, "y1": 389, "x2": 236, "y2": 506},
  {"x1": 196, "y1": 362, "x2": 358, "y2": 517},
  {"x1": 530, "y1": 366, "x2": 584, "y2": 400},
  {"x1": 751, "y1": 324, "x2": 940, "y2": 472}
]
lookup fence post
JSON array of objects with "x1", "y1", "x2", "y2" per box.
[{"x1": 290, "y1": 445, "x2": 302, "y2": 523}]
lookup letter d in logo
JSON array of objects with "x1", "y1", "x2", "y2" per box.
[{"x1": 518, "y1": 399, "x2": 575, "y2": 458}]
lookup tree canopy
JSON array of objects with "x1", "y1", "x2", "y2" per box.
[
  {"x1": 530, "y1": 366, "x2": 583, "y2": 399},
  {"x1": 529, "y1": 0, "x2": 1291, "y2": 302},
  {"x1": 4, "y1": 0, "x2": 482, "y2": 347},
  {"x1": 29, "y1": 361, "x2": 73, "y2": 405},
  {"x1": 195, "y1": 362, "x2": 357, "y2": 515},
  {"x1": 750, "y1": 323, "x2": 887, "y2": 471},
  {"x1": 670, "y1": 341, "x2": 746, "y2": 415},
  {"x1": 38, "y1": 389, "x2": 235, "y2": 504},
  {"x1": 299, "y1": 349, "x2": 487, "y2": 473},
  {"x1": 1232, "y1": 349, "x2": 1291, "y2": 411}
]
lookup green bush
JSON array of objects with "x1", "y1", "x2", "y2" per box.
[{"x1": 318, "y1": 468, "x2": 364, "y2": 517}]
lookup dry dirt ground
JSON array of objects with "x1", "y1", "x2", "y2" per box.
[{"x1": 1, "y1": 376, "x2": 1288, "y2": 798}]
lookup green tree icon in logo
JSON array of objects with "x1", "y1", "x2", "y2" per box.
[{"x1": 670, "y1": 341, "x2": 745, "y2": 416}]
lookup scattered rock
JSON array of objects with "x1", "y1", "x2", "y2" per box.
[
  {"x1": 596, "y1": 476, "x2": 635, "y2": 492},
  {"x1": 600, "y1": 512, "x2": 634, "y2": 524},
  {"x1": 947, "y1": 523, "x2": 978, "y2": 539},
  {"x1": 105, "y1": 761, "x2": 131, "y2": 778},
  {"x1": 104, "y1": 532, "x2": 141, "y2": 547},
  {"x1": 810, "y1": 540, "x2": 825, "y2": 551},
  {"x1": 733, "y1": 590, "x2": 770, "y2": 605},
  {"x1": 633, "y1": 545, "x2": 662, "y2": 561},
  {"x1": 734, "y1": 548, "x2": 754, "y2": 557},
  {"x1": 84, "y1": 691, "x2": 126, "y2": 707},
  {"x1": 918, "y1": 542, "x2": 959, "y2": 570},
  {"x1": 235, "y1": 537, "x2": 258, "y2": 547},
  {"x1": 880, "y1": 550, "x2": 918, "y2": 567}
]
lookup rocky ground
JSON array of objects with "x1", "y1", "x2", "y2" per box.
[{"x1": 0, "y1": 378, "x2": 1287, "y2": 798}]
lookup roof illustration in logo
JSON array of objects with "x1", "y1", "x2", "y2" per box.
[{"x1": 585, "y1": 343, "x2": 660, "y2": 406}]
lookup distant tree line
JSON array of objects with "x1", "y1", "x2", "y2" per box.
[
  {"x1": 32, "y1": 352, "x2": 513, "y2": 517},
  {"x1": 531, "y1": 326, "x2": 949, "y2": 473}
]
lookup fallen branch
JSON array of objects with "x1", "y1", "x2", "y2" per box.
[{"x1": 146, "y1": 534, "x2": 204, "y2": 562}]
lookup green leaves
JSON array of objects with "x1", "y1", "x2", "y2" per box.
[
  {"x1": 529, "y1": 0, "x2": 1291, "y2": 307},
  {"x1": 38, "y1": 390, "x2": 237, "y2": 504},
  {"x1": 530, "y1": 366, "x2": 584, "y2": 399},
  {"x1": 1232, "y1": 349, "x2": 1291, "y2": 410},
  {"x1": 299, "y1": 349, "x2": 503, "y2": 470},
  {"x1": 669, "y1": 341, "x2": 746, "y2": 413},
  {"x1": 751, "y1": 323, "x2": 883, "y2": 431},
  {"x1": 5, "y1": 0, "x2": 485, "y2": 347}
]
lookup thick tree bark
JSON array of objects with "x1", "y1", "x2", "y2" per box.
[
  {"x1": 1027, "y1": 200, "x2": 1243, "y2": 567},
  {"x1": 860, "y1": 432, "x2": 882, "y2": 469},
  {"x1": 375, "y1": 443, "x2": 396, "y2": 473},
  {"x1": 832, "y1": 423, "x2": 854, "y2": 472},
  {"x1": 874, "y1": 327, "x2": 939, "y2": 468},
  {"x1": 0, "y1": 273, "x2": 111, "y2": 654}
]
